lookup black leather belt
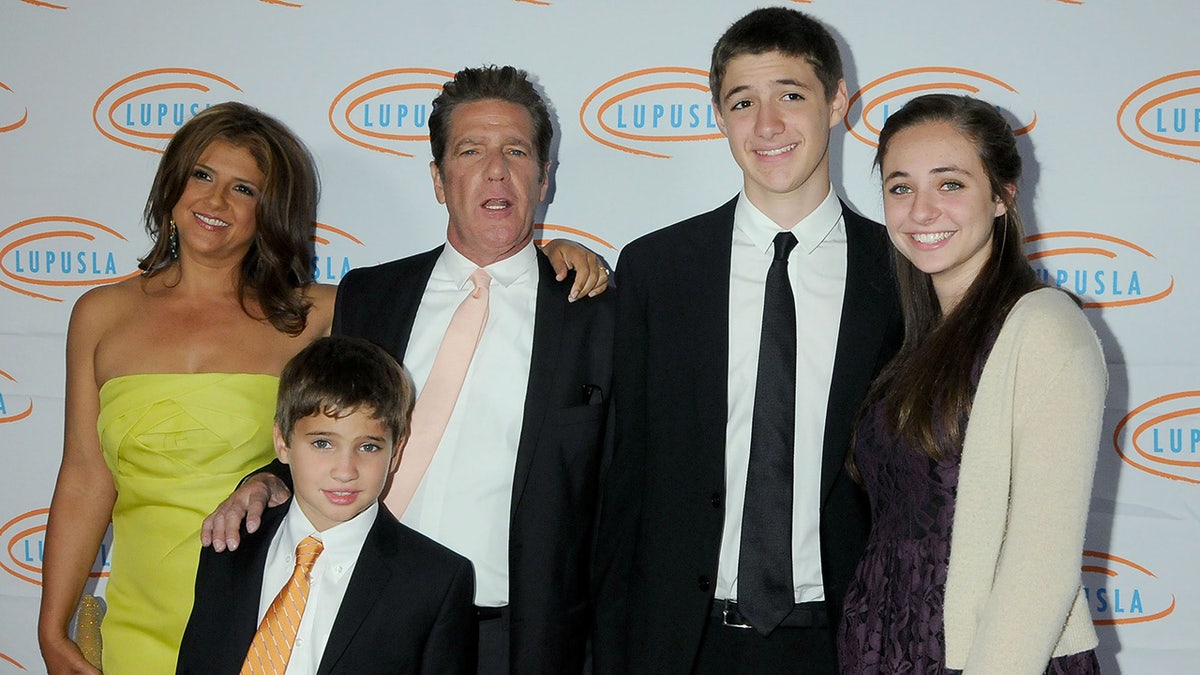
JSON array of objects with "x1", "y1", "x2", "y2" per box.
[
  {"x1": 474, "y1": 605, "x2": 508, "y2": 621},
  {"x1": 711, "y1": 599, "x2": 829, "y2": 630}
]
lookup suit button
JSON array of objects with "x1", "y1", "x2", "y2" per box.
[
  {"x1": 697, "y1": 576, "x2": 710, "y2": 591},
  {"x1": 710, "y1": 492, "x2": 722, "y2": 509}
]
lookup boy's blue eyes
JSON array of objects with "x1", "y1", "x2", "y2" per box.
[{"x1": 309, "y1": 439, "x2": 383, "y2": 453}]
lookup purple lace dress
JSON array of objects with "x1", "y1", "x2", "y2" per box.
[{"x1": 836, "y1": 337, "x2": 1099, "y2": 674}]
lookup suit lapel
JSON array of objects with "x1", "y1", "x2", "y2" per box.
[
  {"x1": 686, "y1": 199, "x2": 736, "y2": 459},
  {"x1": 316, "y1": 509, "x2": 395, "y2": 675},
  {"x1": 510, "y1": 252, "x2": 561, "y2": 515},
  {"x1": 227, "y1": 506, "x2": 285, "y2": 666},
  {"x1": 391, "y1": 246, "x2": 441, "y2": 361},
  {"x1": 820, "y1": 203, "x2": 897, "y2": 501}
]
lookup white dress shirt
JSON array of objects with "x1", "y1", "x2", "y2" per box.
[
  {"x1": 716, "y1": 186, "x2": 847, "y2": 604},
  {"x1": 399, "y1": 241, "x2": 536, "y2": 606},
  {"x1": 258, "y1": 500, "x2": 377, "y2": 675}
]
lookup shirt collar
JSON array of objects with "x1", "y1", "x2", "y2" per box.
[
  {"x1": 733, "y1": 184, "x2": 843, "y2": 256},
  {"x1": 281, "y1": 499, "x2": 377, "y2": 565},
  {"x1": 440, "y1": 240, "x2": 538, "y2": 289}
]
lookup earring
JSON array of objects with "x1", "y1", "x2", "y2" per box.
[{"x1": 168, "y1": 219, "x2": 178, "y2": 260}]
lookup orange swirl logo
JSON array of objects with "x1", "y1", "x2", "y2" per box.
[
  {"x1": 846, "y1": 67, "x2": 1036, "y2": 148},
  {"x1": 260, "y1": 0, "x2": 303, "y2": 6},
  {"x1": 0, "y1": 81, "x2": 28, "y2": 135},
  {"x1": 580, "y1": 67, "x2": 724, "y2": 159},
  {"x1": 0, "y1": 508, "x2": 111, "y2": 586},
  {"x1": 1113, "y1": 391, "x2": 1200, "y2": 484},
  {"x1": 93, "y1": 68, "x2": 242, "y2": 153},
  {"x1": 0, "y1": 650, "x2": 25, "y2": 671},
  {"x1": 1081, "y1": 551, "x2": 1175, "y2": 625},
  {"x1": 0, "y1": 216, "x2": 141, "y2": 302},
  {"x1": 0, "y1": 369, "x2": 33, "y2": 426},
  {"x1": 329, "y1": 68, "x2": 454, "y2": 158},
  {"x1": 20, "y1": 0, "x2": 68, "y2": 8},
  {"x1": 1118, "y1": 71, "x2": 1200, "y2": 163},
  {"x1": 312, "y1": 222, "x2": 366, "y2": 283},
  {"x1": 1024, "y1": 231, "x2": 1173, "y2": 308},
  {"x1": 533, "y1": 223, "x2": 617, "y2": 253}
]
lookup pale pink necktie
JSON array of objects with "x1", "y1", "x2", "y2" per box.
[{"x1": 385, "y1": 267, "x2": 491, "y2": 516}]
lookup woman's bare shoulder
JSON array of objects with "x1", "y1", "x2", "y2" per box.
[{"x1": 70, "y1": 277, "x2": 146, "y2": 330}]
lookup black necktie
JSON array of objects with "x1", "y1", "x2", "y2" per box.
[{"x1": 738, "y1": 231, "x2": 797, "y2": 635}]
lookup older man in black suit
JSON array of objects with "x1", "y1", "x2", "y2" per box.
[{"x1": 205, "y1": 65, "x2": 614, "y2": 675}]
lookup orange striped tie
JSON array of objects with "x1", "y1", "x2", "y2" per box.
[{"x1": 241, "y1": 536, "x2": 324, "y2": 674}]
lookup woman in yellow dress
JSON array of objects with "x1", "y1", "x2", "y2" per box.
[{"x1": 37, "y1": 102, "x2": 605, "y2": 674}]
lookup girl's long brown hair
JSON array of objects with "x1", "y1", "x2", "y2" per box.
[{"x1": 854, "y1": 94, "x2": 1052, "y2": 470}]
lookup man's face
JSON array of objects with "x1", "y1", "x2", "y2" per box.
[
  {"x1": 714, "y1": 51, "x2": 848, "y2": 216},
  {"x1": 432, "y1": 99, "x2": 549, "y2": 267}
]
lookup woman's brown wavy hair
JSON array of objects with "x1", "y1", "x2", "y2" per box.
[{"x1": 139, "y1": 101, "x2": 319, "y2": 335}]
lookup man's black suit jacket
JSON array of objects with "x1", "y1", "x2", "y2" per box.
[
  {"x1": 332, "y1": 246, "x2": 616, "y2": 675},
  {"x1": 177, "y1": 500, "x2": 476, "y2": 674},
  {"x1": 593, "y1": 196, "x2": 902, "y2": 673}
]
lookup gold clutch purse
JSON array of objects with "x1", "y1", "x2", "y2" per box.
[{"x1": 72, "y1": 594, "x2": 106, "y2": 669}]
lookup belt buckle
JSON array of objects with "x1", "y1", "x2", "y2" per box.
[{"x1": 720, "y1": 600, "x2": 753, "y2": 630}]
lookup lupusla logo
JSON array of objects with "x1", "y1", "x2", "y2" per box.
[
  {"x1": 0, "y1": 508, "x2": 111, "y2": 586},
  {"x1": 20, "y1": 0, "x2": 68, "y2": 8},
  {"x1": 0, "y1": 81, "x2": 28, "y2": 135},
  {"x1": 0, "y1": 369, "x2": 34, "y2": 426},
  {"x1": 1024, "y1": 231, "x2": 1173, "y2": 308},
  {"x1": 312, "y1": 222, "x2": 365, "y2": 283},
  {"x1": 93, "y1": 68, "x2": 242, "y2": 153},
  {"x1": 513, "y1": 0, "x2": 550, "y2": 5},
  {"x1": 0, "y1": 216, "x2": 141, "y2": 302},
  {"x1": 260, "y1": 0, "x2": 302, "y2": 6},
  {"x1": 845, "y1": 67, "x2": 1036, "y2": 148},
  {"x1": 1118, "y1": 71, "x2": 1200, "y2": 163},
  {"x1": 329, "y1": 68, "x2": 455, "y2": 158},
  {"x1": 533, "y1": 224, "x2": 616, "y2": 254},
  {"x1": 1081, "y1": 550, "x2": 1175, "y2": 625},
  {"x1": 580, "y1": 67, "x2": 724, "y2": 159},
  {"x1": 1113, "y1": 391, "x2": 1200, "y2": 483}
]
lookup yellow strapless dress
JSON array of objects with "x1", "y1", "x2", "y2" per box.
[{"x1": 97, "y1": 372, "x2": 278, "y2": 674}]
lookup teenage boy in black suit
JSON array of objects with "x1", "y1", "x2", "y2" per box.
[{"x1": 593, "y1": 8, "x2": 902, "y2": 674}]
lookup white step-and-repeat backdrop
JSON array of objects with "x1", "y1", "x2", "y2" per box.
[{"x1": 1, "y1": 1, "x2": 1196, "y2": 672}]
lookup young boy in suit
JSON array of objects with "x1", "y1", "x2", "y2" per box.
[{"x1": 177, "y1": 336, "x2": 476, "y2": 674}]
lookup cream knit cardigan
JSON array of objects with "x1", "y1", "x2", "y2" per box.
[{"x1": 943, "y1": 288, "x2": 1107, "y2": 673}]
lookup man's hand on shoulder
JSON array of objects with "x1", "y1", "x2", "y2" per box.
[{"x1": 200, "y1": 473, "x2": 290, "y2": 552}]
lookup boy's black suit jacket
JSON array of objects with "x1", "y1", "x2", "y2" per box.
[
  {"x1": 177, "y1": 500, "x2": 476, "y2": 674},
  {"x1": 593, "y1": 196, "x2": 903, "y2": 673}
]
